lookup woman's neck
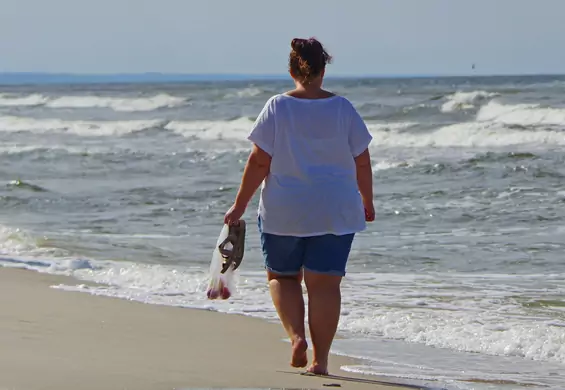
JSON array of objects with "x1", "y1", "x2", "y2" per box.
[{"x1": 287, "y1": 80, "x2": 334, "y2": 99}]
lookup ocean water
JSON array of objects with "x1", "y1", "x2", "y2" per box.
[{"x1": 1, "y1": 75, "x2": 565, "y2": 390}]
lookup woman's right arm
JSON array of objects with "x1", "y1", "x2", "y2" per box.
[
  {"x1": 347, "y1": 101, "x2": 375, "y2": 222},
  {"x1": 354, "y1": 148, "x2": 375, "y2": 221}
]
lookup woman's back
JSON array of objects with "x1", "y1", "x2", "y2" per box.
[{"x1": 248, "y1": 93, "x2": 372, "y2": 237}]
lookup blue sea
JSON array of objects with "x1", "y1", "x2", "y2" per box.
[{"x1": 1, "y1": 74, "x2": 564, "y2": 390}]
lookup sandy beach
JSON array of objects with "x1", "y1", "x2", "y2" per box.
[{"x1": 0, "y1": 267, "x2": 415, "y2": 390}]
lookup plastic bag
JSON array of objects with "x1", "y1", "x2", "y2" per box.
[{"x1": 206, "y1": 224, "x2": 236, "y2": 300}]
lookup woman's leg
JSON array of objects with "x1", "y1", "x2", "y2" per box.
[
  {"x1": 267, "y1": 271, "x2": 308, "y2": 367},
  {"x1": 259, "y1": 222, "x2": 308, "y2": 367},
  {"x1": 302, "y1": 233, "x2": 354, "y2": 375},
  {"x1": 304, "y1": 271, "x2": 342, "y2": 374}
]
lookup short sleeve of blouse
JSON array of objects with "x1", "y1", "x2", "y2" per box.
[
  {"x1": 247, "y1": 96, "x2": 277, "y2": 156},
  {"x1": 347, "y1": 102, "x2": 372, "y2": 157}
]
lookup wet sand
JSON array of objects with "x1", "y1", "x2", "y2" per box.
[{"x1": 0, "y1": 267, "x2": 415, "y2": 390}]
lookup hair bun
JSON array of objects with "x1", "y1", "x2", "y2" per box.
[{"x1": 288, "y1": 37, "x2": 332, "y2": 84}]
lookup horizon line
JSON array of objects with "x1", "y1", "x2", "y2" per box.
[{"x1": 0, "y1": 71, "x2": 563, "y2": 86}]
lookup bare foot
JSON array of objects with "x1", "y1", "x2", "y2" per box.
[
  {"x1": 307, "y1": 362, "x2": 328, "y2": 376},
  {"x1": 290, "y1": 337, "x2": 308, "y2": 368}
]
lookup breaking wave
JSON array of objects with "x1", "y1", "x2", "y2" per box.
[
  {"x1": 369, "y1": 122, "x2": 565, "y2": 148},
  {"x1": 3, "y1": 96, "x2": 565, "y2": 148},
  {"x1": 0, "y1": 116, "x2": 165, "y2": 136},
  {"x1": 0, "y1": 93, "x2": 188, "y2": 112},
  {"x1": 440, "y1": 90, "x2": 499, "y2": 113},
  {"x1": 477, "y1": 100, "x2": 565, "y2": 127},
  {"x1": 223, "y1": 87, "x2": 264, "y2": 99},
  {"x1": 165, "y1": 117, "x2": 255, "y2": 140}
]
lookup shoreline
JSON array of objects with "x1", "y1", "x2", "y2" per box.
[{"x1": 0, "y1": 266, "x2": 418, "y2": 390}]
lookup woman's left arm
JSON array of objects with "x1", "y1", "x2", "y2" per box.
[{"x1": 224, "y1": 144, "x2": 271, "y2": 224}]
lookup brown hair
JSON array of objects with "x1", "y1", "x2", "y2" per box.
[{"x1": 289, "y1": 37, "x2": 332, "y2": 84}]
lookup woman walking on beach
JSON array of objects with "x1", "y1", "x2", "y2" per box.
[{"x1": 224, "y1": 37, "x2": 374, "y2": 375}]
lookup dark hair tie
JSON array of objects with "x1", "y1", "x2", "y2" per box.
[{"x1": 291, "y1": 38, "x2": 308, "y2": 51}]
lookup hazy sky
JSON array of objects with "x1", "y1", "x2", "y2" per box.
[{"x1": 1, "y1": 0, "x2": 564, "y2": 76}]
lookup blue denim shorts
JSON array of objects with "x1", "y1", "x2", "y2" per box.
[{"x1": 257, "y1": 217, "x2": 355, "y2": 277}]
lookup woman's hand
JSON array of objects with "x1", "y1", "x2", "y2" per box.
[
  {"x1": 364, "y1": 202, "x2": 376, "y2": 222},
  {"x1": 224, "y1": 203, "x2": 247, "y2": 225}
]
